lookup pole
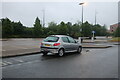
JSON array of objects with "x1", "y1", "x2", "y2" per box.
[
  {"x1": 42, "y1": 9, "x2": 45, "y2": 27},
  {"x1": 82, "y1": 5, "x2": 83, "y2": 24},
  {"x1": 95, "y1": 11, "x2": 96, "y2": 25},
  {"x1": 92, "y1": 31, "x2": 95, "y2": 42}
]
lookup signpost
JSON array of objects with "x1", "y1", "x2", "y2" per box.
[{"x1": 92, "y1": 31, "x2": 95, "y2": 42}]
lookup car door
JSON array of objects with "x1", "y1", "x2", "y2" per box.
[
  {"x1": 68, "y1": 37, "x2": 78, "y2": 51},
  {"x1": 61, "y1": 37, "x2": 70, "y2": 51}
]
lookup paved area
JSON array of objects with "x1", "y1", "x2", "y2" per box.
[
  {"x1": 2, "y1": 45, "x2": 118, "y2": 78},
  {"x1": 1, "y1": 38, "x2": 114, "y2": 57}
]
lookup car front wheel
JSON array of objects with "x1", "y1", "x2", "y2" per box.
[{"x1": 77, "y1": 46, "x2": 82, "y2": 54}]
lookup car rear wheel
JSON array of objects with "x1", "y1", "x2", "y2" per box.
[
  {"x1": 77, "y1": 46, "x2": 82, "y2": 54},
  {"x1": 42, "y1": 52, "x2": 47, "y2": 56},
  {"x1": 58, "y1": 49, "x2": 64, "y2": 57}
]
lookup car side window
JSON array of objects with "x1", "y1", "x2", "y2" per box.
[
  {"x1": 61, "y1": 37, "x2": 70, "y2": 43},
  {"x1": 68, "y1": 37, "x2": 76, "y2": 43}
]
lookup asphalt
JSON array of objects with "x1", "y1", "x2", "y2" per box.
[
  {"x1": 2, "y1": 45, "x2": 118, "y2": 78},
  {"x1": 1, "y1": 38, "x2": 114, "y2": 58}
]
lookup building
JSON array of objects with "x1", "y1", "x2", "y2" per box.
[{"x1": 110, "y1": 23, "x2": 119, "y2": 33}]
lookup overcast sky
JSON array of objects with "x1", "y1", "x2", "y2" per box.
[{"x1": 1, "y1": 1, "x2": 118, "y2": 29}]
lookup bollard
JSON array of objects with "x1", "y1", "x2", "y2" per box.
[{"x1": 78, "y1": 37, "x2": 81, "y2": 43}]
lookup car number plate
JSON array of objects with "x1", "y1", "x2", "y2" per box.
[{"x1": 45, "y1": 44, "x2": 51, "y2": 47}]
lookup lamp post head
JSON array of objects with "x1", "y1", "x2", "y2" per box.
[{"x1": 79, "y1": 2, "x2": 84, "y2": 5}]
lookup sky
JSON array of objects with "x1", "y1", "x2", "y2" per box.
[{"x1": 1, "y1": 0, "x2": 119, "y2": 29}]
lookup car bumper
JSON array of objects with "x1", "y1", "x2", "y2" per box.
[{"x1": 41, "y1": 47, "x2": 58, "y2": 54}]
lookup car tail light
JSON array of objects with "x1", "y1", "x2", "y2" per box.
[{"x1": 53, "y1": 43, "x2": 60, "y2": 46}]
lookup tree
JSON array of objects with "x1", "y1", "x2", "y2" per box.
[
  {"x1": 114, "y1": 26, "x2": 120, "y2": 37},
  {"x1": 92, "y1": 24, "x2": 108, "y2": 36},
  {"x1": 12, "y1": 21, "x2": 25, "y2": 37},
  {"x1": 66, "y1": 22, "x2": 72, "y2": 36},
  {"x1": 23, "y1": 27, "x2": 34, "y2": 38},
  {"x1": 58, "y1": 21, "x2": 68, "y2": 35},
  {"x1": 81, "y1": 21, "x2": 92, "y2": 37},
  {"x1": 48, "y1": 22, "x2": 58, "y2": 35},
  {"x1": 2, "y1": 18, "x2": 13, "y2": 38},
  {"x1": 33, "y1": 17, "x2": 42, "y2": 37}
]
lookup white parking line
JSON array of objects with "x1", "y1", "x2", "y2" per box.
[
  {"x1": 2, "y1": 50, "x2": 6, "y2": 51},
  {"x1": 3, "y1": 61, "x2": 12, "y2": 65},
  {"x1": 2, "y1": 62, "x2": 8, "y2": 66},
  {"x1": 15, "y1": 60, "x2": 24, "y2": 63}
]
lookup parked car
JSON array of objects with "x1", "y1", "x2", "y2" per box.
[{"x1": 40, "y1": 35, "x2": 82, "y2": 56}]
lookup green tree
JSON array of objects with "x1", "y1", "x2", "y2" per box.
[
  {"x1": 2, "y1": 18, "x2": 13, "y2": 38},
  {"x1": 33, "y1": 17, "x2": 42, "y2": 37},
  {"x1": 12, "y1": 21, "x2": 25, "y2": 37},
  {"x1": 71, "y1": 23, "x2": 81, "y2": 38},
  {"x1": 23, "y1": 27, "x2": 34, "y2": 38},
  {"x1": 48, "y1": 22, "x2": 58, "y2": 35},
  {"x1": 92, "y1": 24, "x2": 108, "y2": 36},
  {"x1": 66, "y1": 22, "x2": 72, "y2": 36},
  {"x1": 82, "y1": 21, "x2": 92, "y2": 37},
  {"x1": 114, "y1": 26, "x2": 120, "y2": 37},
  {"x1": 58, "y1": 21, "x2": 68, "y2": 35}
]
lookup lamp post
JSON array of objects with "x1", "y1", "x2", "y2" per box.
[
  {"x1": 79, "y1": 2, "x2": 85, "y2": 38},
  {"x1": 79, "y1": 2, "x2": 85, "y2": 25},
  {"x1": 79, "y1": 2, "x2": 85, "y2": 42}
]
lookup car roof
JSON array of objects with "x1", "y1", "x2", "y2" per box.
[{"x1": 50, "y1": 35, "x2": 69, "y2": 37}]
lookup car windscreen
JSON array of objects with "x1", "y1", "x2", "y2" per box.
[{"x1": 44, "y1": 36, "x2": 59, "y2": 42}]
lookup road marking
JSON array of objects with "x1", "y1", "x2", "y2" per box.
[
  {"x1": 2, "y1": 50, "x2": 6, "y2": 51},
  {"x1": 2, "y1": 60, "x2": 40, "y2": 69},
  {"x1": 3, "y1": 61, "x2": 12, "y2": 65},
  {"x1": 15, "y1": 60, "x2": 24, "y2": 63},
  {"x1": 2, "y1": 62, "x2": 8, "y2": 66},
  {"x1": 0, "y1": 62, "x2": 2, "y2": 66},
  {"x1": 22, "y1": 48, "x2": 29, "y2": 49}
]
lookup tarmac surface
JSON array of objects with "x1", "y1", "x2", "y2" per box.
[{"x1": 2, "y1": 45, "x2": 118, "y2": 78}]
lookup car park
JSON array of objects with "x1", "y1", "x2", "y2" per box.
[{"x1": 40, "y1": 35, "x2": 82, "y2": 56}]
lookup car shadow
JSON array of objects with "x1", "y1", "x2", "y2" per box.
[{"x1": 40, "y1": 52, "x2": 81, "y2": 61}]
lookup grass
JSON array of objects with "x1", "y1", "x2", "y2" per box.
[{"x1": 109, "y1": 37, "x2": 120, "y2": 42}]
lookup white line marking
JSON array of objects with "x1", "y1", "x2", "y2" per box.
[
  {"x1": 2, "y1": 50, "x2": 6, "y2": 51},
  {"x1": 2, "y1": 62, "x2": 8, "y2": 66},
  {"x1": 3, "y1": 61, "x2": 12, "y2": 65},
  {"x1": 15, "y1": 60, "x2": 24, "y2": 63}
]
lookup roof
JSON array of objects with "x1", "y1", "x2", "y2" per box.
[{"x1": 50, "y1": 35, "x2": 69, "y2": 37}]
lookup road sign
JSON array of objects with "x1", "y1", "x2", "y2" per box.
[{"x1": 92, "y1": 31, "x2": 95, "y2": 33}]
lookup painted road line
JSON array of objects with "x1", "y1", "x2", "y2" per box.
[
  {"x1": 2, "y1": 50, "x2": 6, "y2": 51},
  {"x1": 15, "y1": 60, "x2": 24, "y2": 63},
  {"x1": 2, "y1": 62, "x2": 8, "y2": 66},
  {"x1": 3, "y1": 61, "x2": 12, "y2": 65},
  {"x1": 0, "y1": 62, "x2": 2, "y2": 67}
]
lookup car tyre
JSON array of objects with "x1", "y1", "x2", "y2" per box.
[
  {"x1": 42, "y1": 52, "x2": 47, "y2": 56},
  {"x1": 77, "y1": 46, "x2": 82, "y2": 54},
  {"x1": 58, "y1": 49, "x2": 64, "y2": 57}
]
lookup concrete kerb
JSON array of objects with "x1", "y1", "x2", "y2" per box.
[{"x1": 82, "y1": 45, "x2": 112, "y2": 48}]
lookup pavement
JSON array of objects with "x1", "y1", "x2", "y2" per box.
[{"x1": 1, "y1": 38, "x2": 113, "y2": 58}]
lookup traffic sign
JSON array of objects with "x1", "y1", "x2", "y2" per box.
[{"x1": 92, "y1": 31, "x2": 95, "y2": 33}]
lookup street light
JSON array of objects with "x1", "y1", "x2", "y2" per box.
[
  {"x1": 79, "y1": 2, "x2": 85, "y2": 25},
  {"x1": 79, "y1": 2, "x2": 85, "y2": 38}
]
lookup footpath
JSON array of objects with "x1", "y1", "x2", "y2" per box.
[{"x1": 1, "y1": 38, "x2": 113, "y2": 58}]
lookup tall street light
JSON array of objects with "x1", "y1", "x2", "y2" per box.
[
  {"x1": 79, "y1": 2, "x2": 85, "y2": 25},
  {"x1": 79, "y1": 2, "x2": 85, "y2": 38}
]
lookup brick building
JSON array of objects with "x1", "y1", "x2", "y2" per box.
[{"x1": 110, "y1": 23, "x2": 119, "y2": 33}]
